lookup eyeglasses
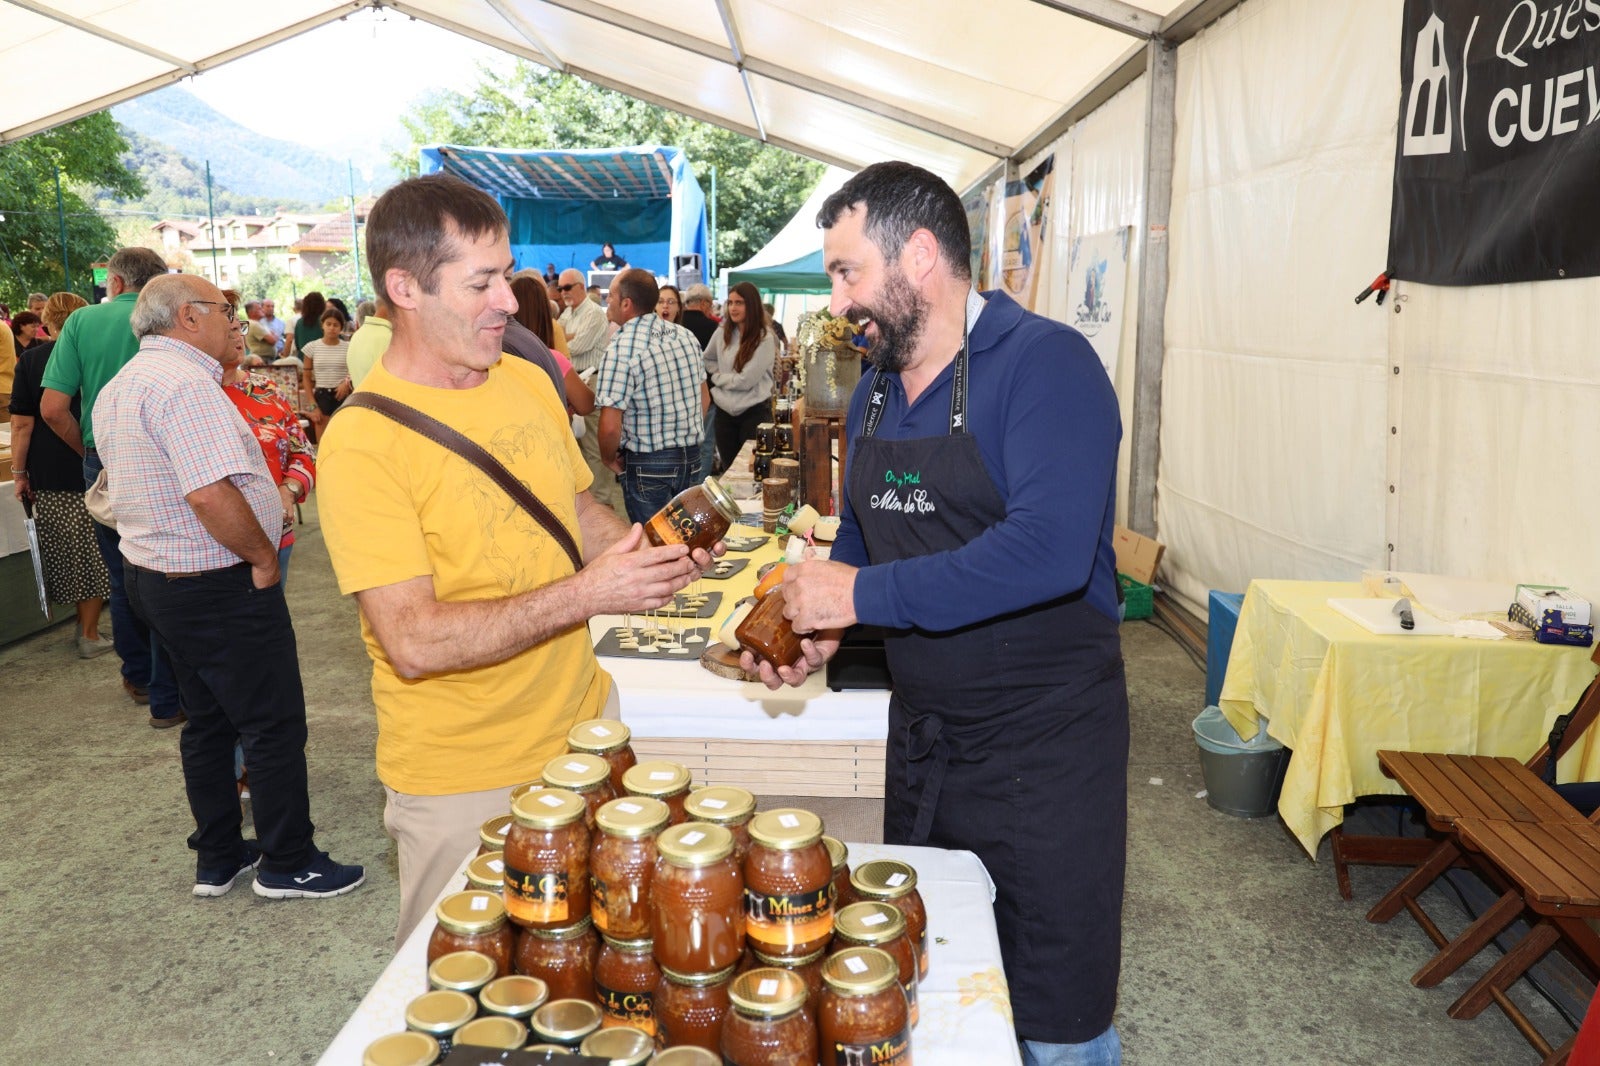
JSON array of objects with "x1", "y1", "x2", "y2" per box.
[
  {"x1": 188, "y1": 300, "x2": 238, "y2": 322},
  {"x1": 558, "y1": 283, "x2": 579, "y2": 292}
]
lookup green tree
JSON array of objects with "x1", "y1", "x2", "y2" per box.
[
  {"x1": 0, "y1": 113, "x2": 145, "y2": 307},
  {"x1": 243, "y1": 252, "x2": 292, "y2": 304},
  {"x1": 393, "y1": 63, "x2": 822, "y2": 270}
]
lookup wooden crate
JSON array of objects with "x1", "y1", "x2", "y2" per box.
[{"x1": 633, "y1": 738, "x2": 886, "y2": 798}]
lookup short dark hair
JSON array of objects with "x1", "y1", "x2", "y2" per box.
[
  {"x1": 612, "y1": 268, "x2": 659, "y2": 317},
  {"x1": 367, "y1": 173, "x2": 507, "y2": 302},
  {"x1": 817, "y1": 161, "x2": 971, "y2": 282},
  {"x1": 107, "y1": 246, "x2": 170, "y2": 291},
  {"x1": 320, "y1": 307, "x2": 346, "y2": 327},
  {"x1": 11, "y1": 311, "x2": 41, "y2": 331}
]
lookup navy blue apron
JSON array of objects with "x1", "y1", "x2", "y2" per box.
[{"x1": 849, "y1": 328, "x2": 1129, "y2": 1045}]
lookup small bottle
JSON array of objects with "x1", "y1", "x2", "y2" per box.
[
  {"x1": 594, "y1": 935, "x2": 660, "y2": 1037},
  {"x1": 643, "y1": 476, "x2": 742, "y2": 553},
  {"x1": 427, "y1": 950, "x2": 499, "y2": 998},
  {"x1": 822, "y1": 836, "x2": 852, "y2": 908},
  {"x1": 477, "y1": 974, "x2": 549, "y2": 1025},
  {"x1": 651, "y1": 823, "x2": 745, "y2": 975},
  {"x1": 478, "y1": 814, "x2": 513, "y2": 856},
  {"x1": 541, "y1": 752, "x2": 618, "y2": 828},
  {"x1": 684, "y1": 785, "x2": 757, "y2": 864},
  {"x1": 513, "y1": 915, "x2": 599, "y2": 1001},
  {"x1": 721, "y1": 967, "x2": 817, "y2": 1066},
  {"x1": 529, "y1": 998, "x2": 604, "y2": 1049},
  {"x1": 654, "y1": 964, "x2": 736, "y2": 1052},
  {"x1": 361, "y1": 1031, "x2": 439, "y2": 1066},
  {"x1": 850, "y1": 860, "x2": 929, "y2": 981},
  {"x1": 427, "y1": 892, "x2": 515, "y2": 977},
  {"x1": 452, "y1": 1015, "x2": 526, "y2": 1050},
  {"x1": 463, "y1": 851, "x2": 504, "y2": 894},
  {"x1": 579, "y1": 1026, "x2": 655, "y2": 1065},
  {"x1": 817, "y1": 948, "x2": 911, "y2": 1066},
  {"x1": 567, "y1": 718, "x2": 638, "y2": 795},
  {"x1": 591, "y1": 796, "x2": 671, "y2": 939},
  {"x1": 833, "y1": 901, "x2": 918, "y2": 1027},
  {"x1": 622, "y1": 761, "x2": 693, "y2": 825},
  {"x1": 503, "y1": 787, "x2": 590, "y2": 930},
  {"x1": 742, "y1": 808, "x2": 833, "y2": 959},
  {"x1": 735, "y1": 586, "x2": 805, "y2": 669},
  {"x1": 404, "y1": 990, "x2": 477, "y2": 1057}
]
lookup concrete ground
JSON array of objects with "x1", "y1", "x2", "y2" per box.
[{"x1": 0, "y1": 501, "x2": 1568, "y2": 1063}]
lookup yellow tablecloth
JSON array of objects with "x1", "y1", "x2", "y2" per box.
[{"x1": 1218, "y1": 580, "x2": 1600, "y2": 857}]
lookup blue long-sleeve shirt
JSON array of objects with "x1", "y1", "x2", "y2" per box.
[{"x1": 831, "y1": 290, "x2": 1122, "y2": 630}]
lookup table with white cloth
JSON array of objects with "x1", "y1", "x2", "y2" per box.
[{"x1": 316, "y1": 842, "x2": 1021, "y2": 1065}]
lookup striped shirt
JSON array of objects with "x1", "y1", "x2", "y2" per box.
[
  {"x1": 594, "y1": 313, "x2": 704, "y2": 453},
  {"x1": 94, "y1": 335, "x2": 282, "y2": 572},
  {"x1": 303, "y1": 338, "x2": 350, "y2": 388}
]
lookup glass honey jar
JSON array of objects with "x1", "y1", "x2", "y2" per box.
[
  {"x1": 580, "y1": 1026, "x2": 655, "y2": 1064},
  {"x1": 818, "y1": 948, "x2": 911, "y2": 1066},
  {"x1": 504, "y1": 787, "x2": 590, "y2": 930},
  {"x1": 822, "y1": 836, "x2": 852, "y2": 909},
  {"x1": 651, "y1": 1047, "x2": 720, "y2": 1066},
  {"x1": 652, "y1": 823, "x2": 745, "y2": 975},
  {"x1": 833, "y1": 901, "x2": 918, "y2": 1027},
  {"x1": 478, "y1": 974, "x2": 549, "y2": 1024},
  {"x1": 541, "y1": 752, "x2": 617, "y2": 828},
  {"x1": 428, "y1": 891, "x2": 515, "y2": 976},
  {"x1": 478, "y1": 814, "x2": 513, "y2": 856},
  {"x1": 737, "y1": 946, "x2": 826, "y2": 1022},
  {"x1": 405, "y1": 990, "x2": 478, "y2": 1057},
  {"x1": 735, "y1": 585, "x2": 805, "y2": 669},
  {"x1": 684, "y1": 785, "x2": 757, "y2": 864},
  {"x1": 721, "y1": 968, "x2": 817, "y2": 1066},
  {"x1": 453, "y1": 1015, "x2": 526, "y2": 1050},
  {"x1": 362, "y1": 1031, "x2": 440, "y2": 1066},
  {"x1": 742, "y1": 809, "x2": 833, "y2": 959},
  {"x1": 513, "y1": 915, "x2": 599, "y2": 1001},
  {"x1": 622, "y1": 761, "x2": 693, "y2": 825},
  {"x1": 643, "y1": 477, "x2": 741, "y2": 553},
  {"x1": 427, "y1": 949, "x2": 499, "y2": 997},
  {"x1": 464, "y1": 851, "x2": 505, "y2": 894},
  {"x1": 654, "y1": 964, "x2": 735, "y2": 1052},
  {"x1": 529, "y1": 998, "x2": 603, "y2": 1048},
  {"x1": 594, "y1": 935, "x2": 660, "y2": 1037},
  {"x1": 567, "y1": 718, "x2": 638, "y2": 795},
  {"x1": 850, "y1": 860, "x2": 928, "y2": 981},
  {"x1": 592, "y1": 796, "x2": 670, "y2": 939}
]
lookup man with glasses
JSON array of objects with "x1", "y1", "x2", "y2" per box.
[
  {"x1": 95, "y1": 273, "x2": 364, "y2": 900},
  {"x1": 40, "y1": 247, "x2": 186, "y2": 726},
  {"x1": 557, "y1": 266, "x2": 624, "y2": 515}
]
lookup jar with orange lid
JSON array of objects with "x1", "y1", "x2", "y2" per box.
[
  {"x1": 721, "y1": 967, "x2": 817, "y2": 1066},
  {"x1": 504, "y1": 787, "x2": 589, "y2": 930},
  {"x1": 651, "y1": 823, "x2": 745, "y2": 974},
  {"x1": 567, "y1": 719, "x2": 638, "y2": 795},
  {"x1": 833, "y1": 901, "x2": 918, "y2": 1027},
  {"x1": 464, "y1": 851, "x2": 505, "y2": 894},
  {"x1": 654, "y1": 964, "x2": 735, "y2": 1052},
  {"x1": 850, "y1": 860, "x2": 928, "y2": 980},
  {"x1": 594, "y1": 935, "x2": 660, "y2": 1037},
  {"x1": 453, "y1": 1015, "x2": 526, "y2": 1050},
  {"x1": 817, "y1": 948, "x2": 911, "y2": 1066},
  {"x1": 428, "y1": 891, "x2": 515, "y2": 976},
  {"x1": 742, "y1": 808, "x2": 833, "y2": 960},
  {"x1": 643, "y1": 477, "x2": 741, "y2": 553},
  {"x1": 513, "y1": 915, "x2": 598, "y2": 1001},
  {"x1": 427, "y1": 949, "x2": 499, "y2": 997},
  {"x1": 361, "y1": 1031, "x2": 440, "y2": 1066},
  {"x1": 735, "y1": 586, "x2": 806, "y2": 669},
  {"x1": 622, "y1": 761, "x2": 693, "y2": 825},
  {"x1": 405, "y1": 990, "x2": 478, "y2": 1057},
  {"x1": 541, "y1": 752, "x2": 617, "y2": 827},
  {"x1": 580, "y1": 1026, "x2": 656, "y2": 1064},
  {"x1": 685, "y1": 786, "x2": 757, "y2": 863},
  {"x1": 478, "y1": 974, "x2": 548, "y2": 1023},
  {"x1": 478, "y1": 814, "x2": 513, "y2": 856},
  {"x1": 822, "y1": 836, "x2": 852, "y2": 909},
  {"x1": 737, "y1": 945, "x2": 826, "y2": 1021},
  {"x1": 592, "y1": 796, "x2": 670, "y2": 939}
]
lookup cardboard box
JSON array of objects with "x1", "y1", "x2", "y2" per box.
[
  {"x1": 1113, "y1": 525, "x2": 1165, "y2": 585},
  {"x1": 0, "y1": 448, "x2": 12, "y2": 484},
  {"x1": 1514, "y1": 584, "x2": 1591, "y2": 626}
]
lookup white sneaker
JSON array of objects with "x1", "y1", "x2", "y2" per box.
[{"x1": 77, "y1": 634, "x2": 114, "y2": 659}]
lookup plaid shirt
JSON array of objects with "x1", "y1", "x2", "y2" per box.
[
  {"x1": 95, "y1": 335, "x2": 282, "y2": 572},
  {"x1": 594, "y1": 313, "x2": 704, "y2": 453}
]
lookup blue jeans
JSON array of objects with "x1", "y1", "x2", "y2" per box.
[
  {"x1": 1021, "y1": 1026, "x2": 1122, "y2": 1066},
  {"x1": 83, "y1": 451, "x2": 180, "y2": 719},
  {"x1": 620, "y1": 445, "x2": 699, "y2": 526}
]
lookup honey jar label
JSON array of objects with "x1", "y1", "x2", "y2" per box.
[
  {"x1": 743, "y1": 885, "x2": 833, "y2": 949},
  {"x1": 830, "y1": 1028, "x2": 911, "y2": 1066},
  {"x1": 590, "y1": 876, "x2": 609, "y2": 932},
  {"x1": 596, "y1": 982, "x2": 656, "y2": 1037},
  {"x1": 502, "y1": 862, "x2": 569, "y2": 924},
  {"x1": 647, "y1": 500, "x2": 698, "y2": 546}
]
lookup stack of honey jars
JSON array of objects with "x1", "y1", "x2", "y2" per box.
[{"x1": 367, "y1": 719, "x2": 924, "y2": 1065}]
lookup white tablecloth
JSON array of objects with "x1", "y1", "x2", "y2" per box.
[{"x1": 316, "y1": 843, "x2": 1020, "y2": 1065}]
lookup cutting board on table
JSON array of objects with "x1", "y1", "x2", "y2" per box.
[{"x1": 1328, "y1": 597, "x2": 1456, "y2": 636}]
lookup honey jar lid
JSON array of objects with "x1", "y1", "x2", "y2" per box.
[
  {"x1": 527, "y1": 914, "x2": 594, "y2": 941},
  {"x1": 658, "y1": 962, "x2": 739, "y2": 986},
  {"x1": 685, "y1": 785, "x2": 756, "y2": 825},
  {"x1": 834, "y1": 901, "x2": 906, "y2": 946},
  {"x1": 567, "y1": 718, "x2": 633, "y2": 755},
  {"x1": 508, "y1": 781, "x2": 542, "y2": 806},
  {"x1": 434, "y1": 891, "x2": 507, "y2": 935},
  {"x1": 622, "y1": 760, "x2": 692, "y2": 798},
  {"x1": 478, "y1": 813, "x2": 513, "y2": 851},
  {"x1": 529, "y1": 998, "x2": 603, "y2": 1042},
  {"x1": 426, "y1": 950, "x2": 498, "y2": 992},
  {"x1": 404, "y1": 989, "x2": 478, "y2": 1035},
  {"x1": 822, "y1": 835, "x2": 848, "y2": 871},
  {"x1": 600, "y1": 934, "x2": 654, "y2": 952},
  {"x1": 464, "y1": 851, "x2": 505, "y2": 892},
  {"x1": 454, "y1": 1015, "x2": 527, "y2": 1050},
  {"x1": 362, "y1": 1031, "x2": 440, "y2": 1066},
  {"x1": 579, "y1": 1026, "x2": 655, "y2": 1064},
  {"x1": 656, "y1": 822, "x2": 734, "y2": 866},
  {"x1": 511, "y1": 786, "x2": 586, "y2": 829},
  {"x1": 542, "y1": 752, "x2": 611, "y2": 791},
  {"x1": 523, "y1": 1045, "x2": 572, "y2": 1056},
  {"x1": 700, "y1": 475, "x2": 743, "y2": 524},
  {"x1": 728, "y1": 967, "x2": 809, "y2": 1017},
  {"x1": 850, "y1": 858, "x2": 918, "y2": 899},
  {"x1": 595, "y1": 796, "x2": 670, "y2": 838},
  {"x1": 479, "y1": 974, "x2": 549, "y2": 1017},
  {"x1": 651, "y1": 1048, "x2": 721, "y2": 1066},
  {"x1": 750, "y1": 944, "x2": 827, "y2": 967},
  {"x1": 748, "y1": 808, "x2": 824, "y2": 850},
  {"x1": 821, "y1": 947, "x2": 900, "y2": 996}
]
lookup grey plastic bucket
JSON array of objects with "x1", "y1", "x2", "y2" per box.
[{"x1": 1192, "y1": 706, "x2": 1290, "y2": 818}]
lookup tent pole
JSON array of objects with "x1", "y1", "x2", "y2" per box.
[
  {"x1": 55, "y1": 165, "x2": 72, "y2": 293},
  {"x1": 205, "y1": 161, "x2": 220, "y2": 287},
  {"x1": 348, "y1": 160, "x2": 364, "y2": 304},
  {"x1": 1128, "y1": 38, "x2": 1175, "y2": 539},
  {"x1": 709, "y1": 166, "x2": 718, "y2": 283}
]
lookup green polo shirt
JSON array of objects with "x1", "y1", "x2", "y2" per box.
[{"x1": 39, "y1": 292, "x2": 140, "y2": 449}]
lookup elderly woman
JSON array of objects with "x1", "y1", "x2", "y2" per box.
[{"x1": 8, "y1": 292, "x2": 113, "y2": 657}]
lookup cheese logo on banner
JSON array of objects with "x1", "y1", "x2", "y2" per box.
[{"x1": 1388, "y1": 0, "x2": 1600, "y2": 285}]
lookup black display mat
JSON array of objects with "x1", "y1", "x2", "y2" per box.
[
  {"x1": 650, "y1": 589, "x2": 720, "y2": 618},
  {"x1": 699, "y1": 557, "x2": 750, "y2": 581},
  {"x1": 722, "y1": 531, "x2": 770, "y2": 552},
  {"x1": 594, "y1": 624, "x2": 713, "y2": 659}
]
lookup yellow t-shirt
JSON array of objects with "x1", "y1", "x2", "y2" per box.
[{"x1": 318, "y1": 354, "x2": 608, "y2": 795}]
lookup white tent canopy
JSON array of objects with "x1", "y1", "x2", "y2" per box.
[
  {"x1": 0, "y1": 0, "x2": 1229, "y2": 192},
  {"x1": 726, "y1": 164, "x2": 852, "y2": 293}
]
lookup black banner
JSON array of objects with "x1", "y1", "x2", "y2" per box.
[{"x1": 1389, "y1": 0, "x2": 1600, "y2": 285}]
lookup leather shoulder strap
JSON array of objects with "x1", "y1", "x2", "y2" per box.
[{"x1": 342, "y1": 392, "x2": 583, "y2": 574}]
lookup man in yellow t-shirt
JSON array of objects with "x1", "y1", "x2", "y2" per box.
[{"x1": 318, "y1": 174, "x2": 709, "y2": 946}]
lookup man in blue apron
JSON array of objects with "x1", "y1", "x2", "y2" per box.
[{"x1": 748, "y1": 161, "x2": 1128, "y2": 1066}]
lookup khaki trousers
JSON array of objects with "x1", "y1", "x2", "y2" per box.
[{"x1": 578, "y1": 411, "x2": 628, "y2": 520}]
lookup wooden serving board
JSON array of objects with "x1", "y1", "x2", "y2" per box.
[{"x1": 700, "y1": 642, "x2": 761, "y2": 682}]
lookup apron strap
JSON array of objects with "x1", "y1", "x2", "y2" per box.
[
  {"x1": 861, "y1": 310, "x2": 971, "y2": 440},
  {"x1": 903, "y1": 712, "x2": 949, "y2": 845}
]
